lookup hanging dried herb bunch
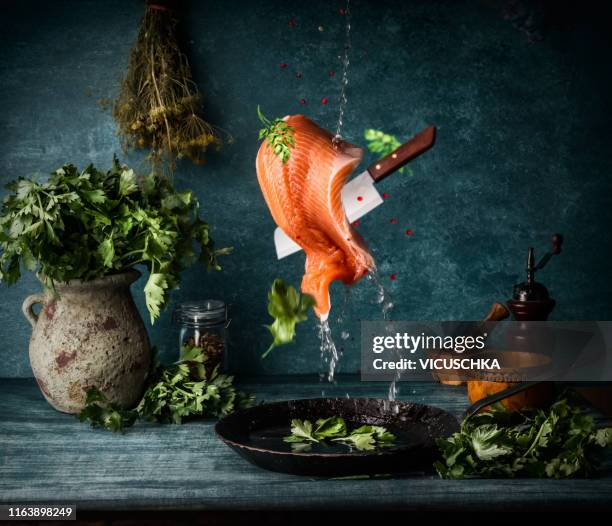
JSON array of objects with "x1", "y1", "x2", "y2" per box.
[{"x1": 113, "y1": 1, "x2": 227, "y2": 173}]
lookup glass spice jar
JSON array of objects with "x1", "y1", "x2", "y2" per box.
[{"x1": 173, "y1": 300, "x2": 229, "y2": 373}]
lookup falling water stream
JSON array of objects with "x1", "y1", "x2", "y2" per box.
[
  {"x1": 332, "y1": 0, "x2": 351, "y2": 147},
  {"x1": 318, "y1": 0, "x2": 352, "y2": 388},
  {"x1": 318, "y1": 0, "x2": 400, "y2": 403},
  {"x1": 318, "y1": 269, "x2": 395, "y2": 386}
]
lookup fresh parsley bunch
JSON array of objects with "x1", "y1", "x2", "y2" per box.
[
  {"x1": 435, "y1": 397, "x2": 612, "y2": 479},
  {"x1": 78, "y1": 345, "x2": 254, "y2": 432},
  {"x1": 284, "y1": 416, "x2": 396, "y2": 451},
  {"x1": 137, "y1": 345, "x2": 254, "y2": 424},
  {"x1": 0, "y1": 158, "x2": 229, "y2": 323}
]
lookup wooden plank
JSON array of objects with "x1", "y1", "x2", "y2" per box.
[{"x1": 1, "y1": 378, "x2": 611, "y2": 511}]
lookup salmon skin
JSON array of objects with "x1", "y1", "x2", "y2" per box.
[{"x1": 256, "y1": 114, "x2": 375, "y2": 319}]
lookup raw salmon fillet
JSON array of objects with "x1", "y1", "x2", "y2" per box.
[{"x1": 256, "y1": 114, "x2": 375, "y2": 319}]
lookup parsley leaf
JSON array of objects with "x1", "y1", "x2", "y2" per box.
[
  {"x1": 435, "y1": 396, "x2": 612, "y2": 479},
  {"x1": 77, "y1": 387, "x2": 138, "y2": 433},
  {"x1": 314, "y1": 417, "x2": 348, "y2": 439},
  {"x1": 286, "y1": 419, "x2": 318, "y2": 442},
  {"x1": 283, "y1": 417, "x2": 395, "y2": 451},
  {"x1": 263, "y1": 279, "x2": 315, "y2": 358}
]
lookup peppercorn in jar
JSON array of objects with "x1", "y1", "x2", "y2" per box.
[{"x1": 173, "y1": 300, "x2": 229, "y2": 374}]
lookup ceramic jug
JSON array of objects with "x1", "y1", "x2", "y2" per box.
[{"x1": 22, "y1": 269, "x2": 150, "y2": 413}]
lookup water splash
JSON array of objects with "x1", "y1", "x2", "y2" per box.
[
  {"x1": 366, "y1": 270, "x2": 394, "y2": 319},
  {"x1": 388, "y1": 371, "x2": 402, "y2": 402},
  {"x1": 318, "y1": 319, "x2": 341, "y2": 383},
  {"x1": 332, "y1": 0, "x2": 351, "y2": 147},
  {"x1": 365, "y1": 270, "x2": 400, "y2": 401}
]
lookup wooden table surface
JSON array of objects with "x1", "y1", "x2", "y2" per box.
[{"x1": 1, "y1": 377, "x2": 612, "y2": 512}]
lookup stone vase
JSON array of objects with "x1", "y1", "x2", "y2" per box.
[{"x1": 22, "y1": 269, "x2": 151, "y2": 413}]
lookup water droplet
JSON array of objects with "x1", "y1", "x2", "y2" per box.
[{"x1": 318, "y1": 319, "x2": 341, "y2": 383}]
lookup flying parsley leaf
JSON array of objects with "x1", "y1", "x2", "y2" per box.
[{"x1": 262, "y1": 279, "x2": 316, "y2": 358}]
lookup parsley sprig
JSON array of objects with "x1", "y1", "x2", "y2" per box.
[
  {"x1": 263, "y1": 278, "x2": 315, "y2": 358},
  {"x1": 78, "y1": 345, "x2": 254, "y2": 432},
  {"x1": 284, "y1": 416, "x2": 396, "y2": 451},
  {"x1": 0, "y1": 158, "x2": 230, "y2": 323},
  {"x1": 257, "y1": 106, "x2": 295, "y2": 163},
  {"x1": 435, "y1": 396, "x2": 612, "y2": 479}
]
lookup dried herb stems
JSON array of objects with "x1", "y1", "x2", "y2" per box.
[{"x1": 113, "y1": 3, "x2": 228, "y2": 174}]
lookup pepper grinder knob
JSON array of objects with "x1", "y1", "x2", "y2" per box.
[
  {"x1": 552, "y1": 233, "x2": 563, "y2": 255},
  {"x1": 526, "y1": 247, "x2": 535, "y2": 288}
]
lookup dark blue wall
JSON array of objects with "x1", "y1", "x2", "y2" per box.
[{"x1": 1, "y1": 0, "x2": 611, "y2": 377}]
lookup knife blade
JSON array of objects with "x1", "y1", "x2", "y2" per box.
[{"x1": 273, "y1": 126, "x2": 436, "y2": 259}]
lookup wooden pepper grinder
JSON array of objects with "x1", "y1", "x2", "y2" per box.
[
  {"x1": 507, "y1": 234, "x2": 563, "y2": 321},
  {"x1": 467, "y1": 234, "x2": 563, "y2": 410}
]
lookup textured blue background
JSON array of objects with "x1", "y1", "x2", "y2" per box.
[{"x1": 0, "y1": 0, "x2": 611, "y2": 377}]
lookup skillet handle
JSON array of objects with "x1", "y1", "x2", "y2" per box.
[{"x1": 464, "y1": 381, "x2": 543, "y2": 422}]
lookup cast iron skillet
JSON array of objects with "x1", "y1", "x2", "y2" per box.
[{"x1": 215, "y1": 398, "x2": 459, "y2": 476}]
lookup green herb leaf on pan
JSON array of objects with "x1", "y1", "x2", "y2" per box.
[
  {"x1": 284, "y1": 419, "x2": 318, "y2": 443},
  {"x1": 334, "y1": 425, "x2": 395, "y2": 451},
  {"x1": 364, "y1": 129, "x2": 413, "y2": 175},
  {"x1": 257, "y1": 106, "x2": 295, "y2": 164},
  {"x1": 435, "y1": 396, "x2": 612, "y2": 479},
  {"x1": 314, "y1": 416, "x2": 348, "y2": 439},
  {"x1": 284, "y1": 417, "x2": 395, "y2": 451},
  {"x1": 263, "y1": 278, "x2": 316, "y2": 358}
]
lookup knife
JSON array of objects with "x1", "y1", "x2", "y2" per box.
[{"x1": 274, "y1": 126, "x2": 437, "y2": 259}]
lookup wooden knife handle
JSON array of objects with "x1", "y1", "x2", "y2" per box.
[{"x1": 367, "y1": 126, "x2": 436, "y2": 183}]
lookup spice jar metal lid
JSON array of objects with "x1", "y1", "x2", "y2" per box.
[{"x1": 173, "y1": 300, "x2": 228, "y2": 328}]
